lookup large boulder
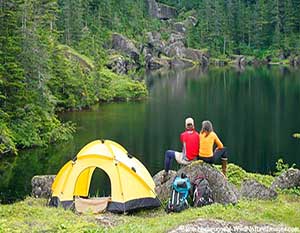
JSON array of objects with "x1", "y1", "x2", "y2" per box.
[
  {"x1": 153, "y1": 170, "x2": 177, "y2": 200},
  {"x1": 32, "y1": 175, "x2": 55, "y2": 198},
  {"x1": 111, "y1": 33, "x2": 140, "y2": 62},
  {"x1": 173, "y1": 22, "x2": 186, "y2": 34},
  {"x1": 106, "y1": 55, "x2": 133, "y2": 74},
  {"x1": 146, "y1": 32, "x2": 165, "y2": 57},
  {"x1": 183, "y1": 48, "x2": 203, "y2": 62},
  {"x1": 168, "y1": 33, "x2": 186, "y2": 44},
  {"x1": 146, "y1": 0, "x2": 177, "y2": 20},
  {"x1": 183, "y1": 48, "x2": 210, "y2": 65},
  {"x1": 145, "y1": 55, "x2": 171, "y2": 70},
  {"x1": 164, "y1": 41, "x2": 186, "y2": 57},
  {"x1": 240, "y1": 179, "x2": 277, "y2": 200},
  {"x1": 153, "y1": 161, "x2": 238, "y2": 205},
  {"x1": 271, "y1": 168, "x2": 300, "y2": 190}
]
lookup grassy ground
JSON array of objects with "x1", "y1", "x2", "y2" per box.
[
  {"x1": 1, "y1": 165, "x2": 300, "y2": 233},
  {"x1": 1, "y1": 195, "x2": 299, "y2": 233}
]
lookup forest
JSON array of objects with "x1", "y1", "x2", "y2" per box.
[{"x1": 1, "y1": 0, "x2": 300, "y2": 155}]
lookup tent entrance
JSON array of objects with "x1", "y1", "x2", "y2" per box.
[
  {"x1": 75, "y1": 168, "x2": 111, "y2": 213},
  {"x1": 88, "y1": 168, "x2": 111, "y2": 198}
]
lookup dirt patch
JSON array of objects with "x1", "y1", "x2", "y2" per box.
[
  {"x1": 168, "y1": 219, "x2": 299, "y2": 233},
  {"x1": 94, "y1": 213, "x2": 123, "y2": 228}
]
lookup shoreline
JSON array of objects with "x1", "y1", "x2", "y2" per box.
[{"x1": 1, "y1": 163, "x2": 300, "y2": 232}]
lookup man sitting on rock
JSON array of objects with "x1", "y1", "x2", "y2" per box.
[{"x1": 162, "y1": 117, "x2": 199, "y2": 183}]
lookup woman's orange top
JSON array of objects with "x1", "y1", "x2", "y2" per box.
[{"x1": 199, "y1": 131, "x2": 223, "y2": 157}]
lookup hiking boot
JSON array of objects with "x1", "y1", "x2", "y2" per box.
[
  {"x1": 161, "y1": 171, "x2": 169, "y2": 184},
  {"x1": 221, "y1": 159, "x2": 227, "y2": 177}
]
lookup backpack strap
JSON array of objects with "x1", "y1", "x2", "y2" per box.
[{"x1": 192, "y1": 175, "x2": 206, "y2": 185}]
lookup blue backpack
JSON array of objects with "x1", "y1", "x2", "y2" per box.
[{"x1": 166, "y1": 173, "x2": 191, "y2": 213}]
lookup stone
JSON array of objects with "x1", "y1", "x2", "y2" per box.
[
  {"x1": 153, "y1": 161, "x2": 238, "y2": 204},
  {"x1": 183, "y1": 48, "x2": 210, "y2": 65},
  {"x1": 173, "y1": 22, "x2": 186, "y2": 34},
  {"x1": 168, "y1": 33, "x2": 186, "y2": 44},
  {"x1": 146, "y1": 0, "x2": 177, "y2": 20},
  {"x1": 231, "y1": 55, "x2": 247, "y2": 66},
  {"x1": 271, "y1": 168, "x2": 300, "y2": 190},
  {"x1": 183, "y1": 48, "x2": 203, "y2": 62},
  {"x1": 201, "y1": 54, "x2": 210, "y2": 66},
  {"x1": 170, "y1": 57, "x2": 194, "y2": 68},
  {"x1": 106, "y1": 55, "x2": 128, "y2": 74},
  {"x1": 164, "y1": 41, "x2": 186, "y2": 57},
  {"x1": 241, "y1": 179, "x2": 277, "y2": 200},
  {"x1": 158, "y1": 3, "x2": 177, "y2": 19},
  {"x1": 153, "y1": 170, "x2": 177, "y2": 201},
  {"x1": 146, "y1": 32, "x2": 165, "y2": 57},
  {"x1": 111, "y1": 33, "x2": 140, "y2": 62},
  {"x1": 184, "y1": 16, "x2": 198, "y2": 27},
  {"x1": 290, "y1": 56, "x2": 300, "y2": 66},
  {"x1": 146, "y1": 55, "x2": 170, "y2": 70},
  {"x1": 31, "y1": 175, "x2": 56, "y2": 198}
]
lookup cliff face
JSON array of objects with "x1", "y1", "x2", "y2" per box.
[{"x1": 146, "y1": 0, "x2": 177, "y2": 20}]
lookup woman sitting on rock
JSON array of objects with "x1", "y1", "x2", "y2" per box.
[{"x1": 199, "y1": 120, "x2": 228, "y2": 176}]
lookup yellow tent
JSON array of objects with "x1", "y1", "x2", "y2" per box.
[{"x1": 49, "y1": 140, "x2": 160, "y2": 213}]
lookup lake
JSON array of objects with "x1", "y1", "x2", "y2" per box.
[{"x1": 1, "y1": 66, "x2": 300, "y2": 203}]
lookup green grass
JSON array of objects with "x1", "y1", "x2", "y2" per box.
[
  {"x1": 112, "y1": 195, "x2": 300, "y2": 232},
  {"x1": 0, "y1": 198, "x2": 101, "y2": 232},
  {"x1": 1, "y1": 164, "x2": 300, "y2": 233},
  {"x1": 1, "y1": 195, "x2": 299, "y2": 233},
  {"x1": 225, "y1": 163, "x2": 275, "y2": 188}
]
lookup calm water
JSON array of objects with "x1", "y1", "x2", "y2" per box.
[{"x1": 1, "y1": 66, "x2": 300, "y2": 203}]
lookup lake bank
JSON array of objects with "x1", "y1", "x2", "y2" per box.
[{"x1": 1, "y1": 163, "x2": 300, "y2": 232}]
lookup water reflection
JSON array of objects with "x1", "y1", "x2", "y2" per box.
[{"x1": 1, "y1": 66, "x2": 300, "y2": 203}]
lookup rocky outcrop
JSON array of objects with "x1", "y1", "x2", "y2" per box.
[
  {"x1": 141, "y1": 10, "x2": 207, "y2": 70},
  {"x1": 168, "y1": 33, "x2": 186, "y2": 44},
  {"x1": 271, "y1": 168, "x2": 300, "y2": 190},
  {"x1": 184, "y1": 48, "x2": 209, "y2": 65},
  {"x1": 146, "y1": 0, "x2": 177, "y2": 20},
  {"x1": 173, "y1": 17, "x2": 198, "y2": 35},
  {"x1": 170, "y1": 57, "x2": 194, "y2": 68},
  {"x1": 106, "y1": 55, "x2": 138, "y2": 74},
  {"x1": 146, "y1": 32, "x2": 165, "y2": 57},
  {"x1": 153, "y1": 161, "x2": 238, "y2": 204},
  {"x1": 111, "y1": 33, "x2": 140, "y2": 62},
  {"x1": 231, "y1": 55, "x2": 247, "y2": 66},
  {"x1": 164, "y1": 41, "x2": 186, "y2": 57},
  {"x1": 173, "y1": 22, "x2": 186, "y2": 34},
  {"x1": 163, "y1": 34, "x2": 208, "y2": 65},
  {"x1": 153, "y1": 170, "x2": 177, "y2": 200},
  {"x1": 290, "y1": 56, "x2": 300, "y2": 66},
  {"x1": 145, "y1": 55, "x2": 170, "y2": 69},
  {"x1": 32, "y1": 175, "x2": 55, "y2": 198},
  {"x1": 240, "y1": 179, "x2": 277, "y2": 200}
]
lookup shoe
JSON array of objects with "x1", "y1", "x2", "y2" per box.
[{"x1": 221, "y1": 159, "x2": 227, "y2": 178}]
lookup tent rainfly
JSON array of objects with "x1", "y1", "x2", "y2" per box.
[{"x1": 49, "y1": 140, "x2": 160, "y2": 213}]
